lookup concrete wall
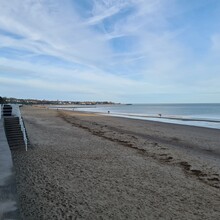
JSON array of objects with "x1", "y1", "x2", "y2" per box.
[{"x1": 0, "y1": 119, "x2": 20, "y2": 220}]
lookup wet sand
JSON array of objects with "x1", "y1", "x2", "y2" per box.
[{"x1": 12, "y1": 106, "x2": 220, "y2": 219}]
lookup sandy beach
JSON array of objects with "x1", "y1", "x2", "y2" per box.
[{"x1": 11, "y1": 105, "x2": 220, "y2": 220}]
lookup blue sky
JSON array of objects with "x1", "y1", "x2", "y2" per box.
[{"x1": 0, "y1": 0, "x2": 220, "y2": 103}]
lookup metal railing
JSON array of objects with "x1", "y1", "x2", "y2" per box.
[
  {"x1": 0, "y1": 104, "x2": 2, "y2": 119},
  {"x1": 11, "y1": 104, "x2": 28, "y2": 151}
]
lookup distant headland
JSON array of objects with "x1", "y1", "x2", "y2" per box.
[{"x1": 0, "y1": 96, "x2": 119, "y2": 105}]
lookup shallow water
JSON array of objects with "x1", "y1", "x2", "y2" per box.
[{"x1": 52, "y1": 103, "x2": 220, "y2": 129}]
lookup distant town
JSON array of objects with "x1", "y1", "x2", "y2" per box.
[{"x1": 0, "y1": 96, "x2": 118, "y2": 105}]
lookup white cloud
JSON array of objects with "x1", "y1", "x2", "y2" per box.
[
  {"x1": 0, "y1": 0, "x2": 219, "y2": 102},
  {"x1": 0, "y1": 0, "x2": 176, "y2": 71},
  {"x1": 0, "y1": 0, "x2": 112, "y2": 68}
]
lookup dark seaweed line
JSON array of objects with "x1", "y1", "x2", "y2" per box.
[{"x1": 58, "y1": 112, "x2": 220, "y2": 189}]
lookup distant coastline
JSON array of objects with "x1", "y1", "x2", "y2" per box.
[{"x1": 0, "y1": 96, "x2": 120, "y2": 106}]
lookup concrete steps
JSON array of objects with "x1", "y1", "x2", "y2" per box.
[
  {"x1": 3, "y1": 104, "x2": 12, "y2": 116},
  {"x1": 4, "y1": 117, "x2": 28, "y2": 151}
]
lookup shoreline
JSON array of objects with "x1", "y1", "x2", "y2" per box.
[
  {"x1": 49, "y1": 106, "x2": 220, "y2": 130},
  {"x1": 100, "y1": 112, "x2": 220, "y2": 129},
  {"x1": 12, "y1": 106, "x2": 220, "y2": 219},
  {"x1": 62, "y1": 107, "x2": 220, "y2": 131},
  {"x1": 59, "y1": 109, "x2": 220, "y2": 164}
]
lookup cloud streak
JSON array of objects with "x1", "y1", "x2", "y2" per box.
[{"x1": 0, "y1": 0, "x2": 220, "y2": 102}]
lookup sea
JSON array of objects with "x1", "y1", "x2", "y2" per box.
[{"x1": 52, "y1": 103, "x2": 220, "y2": 129}]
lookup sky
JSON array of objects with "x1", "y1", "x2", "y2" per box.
[{"x1": 0, "y1": 0, "x2": 220, "y2": 103}]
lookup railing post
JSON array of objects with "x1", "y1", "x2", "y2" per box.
[{"x1": 0, "y1": 104, "x2": 2, "y2": 119}]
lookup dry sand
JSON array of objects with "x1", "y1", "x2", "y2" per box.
[{"x1": 12, "y1": 106, "x2": 220, "y2": 220}]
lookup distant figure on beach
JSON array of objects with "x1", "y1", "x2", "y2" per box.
[
  {"x1": 108, "y1": 111, "x2": 110, "y2": 114},
  {"x1": 158, "y1": 114, "x2": 162, "y2": 117}
]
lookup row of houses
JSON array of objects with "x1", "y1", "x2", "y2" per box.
[{"x1": 0, "y1": 96, "x2": 117, "y2": 105}]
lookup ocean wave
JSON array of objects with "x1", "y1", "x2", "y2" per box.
[
  {"x1": 51, "y1": 105, "x2": 220, "y2": 129},
  {"x1": 107, "y1": 112, "x2": 220, "y2": 123},
  {"x1": 101, "y1": 113, "x2": 220, "y2": 130}
]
